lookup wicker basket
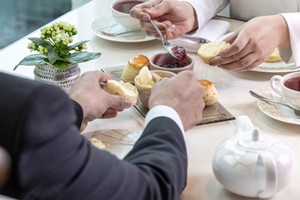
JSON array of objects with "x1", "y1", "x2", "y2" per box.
[{"x1": 34, "y1": 63, "x2": 81, "y2": 93}]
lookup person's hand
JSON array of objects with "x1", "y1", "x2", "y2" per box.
[
  {"x1": 148, "y1": 71, "x2": 205, "y2": 131},
  {"x1": 130, "y1": 0, "x2": 198, "y2": 40},
  {"x1": 69, "y1": 71, "x2": 132, "y2": 131},
  {"x1": 210, "y1": 15, "x2": 290, "y2": 71}
]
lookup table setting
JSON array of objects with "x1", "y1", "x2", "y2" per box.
[
  {"x1": 0, "y1": 0, "x2": 300, "y2": 199},
  {"x1": 89, "y1": 0, "x2": 299, "y2": 199}
]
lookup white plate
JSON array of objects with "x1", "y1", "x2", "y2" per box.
[
  {"x1": 217, "y1": 33, "x2": 299, "y2": 73},
  {"x1": 90, "y1": 15, "x2": 155, "y2": 43},
  {"x1": 82, "y1": 129, "x2": 141, "y2": 159},
  {"x1": 253, "y1": 61, "x2": 299, "y2": 73},
  {"x1": 257, "y1": 91, "x2": 300, "y2": 125}
]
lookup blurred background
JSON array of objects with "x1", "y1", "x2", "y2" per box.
[{"x1": 0, "y1": 0, "x2": 91, "y2": 50}]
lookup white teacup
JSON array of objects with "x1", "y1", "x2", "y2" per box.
[
  {"x1": 111, "y1": 0, "x2": 145, "y2": 31},
  {"x1": 270, "y1": 72, "x2": 300, "y2": 108}
]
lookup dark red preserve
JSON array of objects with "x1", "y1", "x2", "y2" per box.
[{"x1": 160, "y1": 46, "x2": 187, "y2": 68}]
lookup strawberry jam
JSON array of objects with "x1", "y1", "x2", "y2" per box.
[{"x1": 160, "y1": 46, "x2": 187, "y2": 68}]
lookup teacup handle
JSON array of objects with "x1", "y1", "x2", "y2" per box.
[
  {"x1": 270, "y1": 75, "x2": 283, "y2": 96},
  {"x1": 257, "y1": 154, "x2": 278, "y2": 198}
]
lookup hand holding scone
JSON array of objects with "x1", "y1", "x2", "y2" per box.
[
  {"x1": 69, "y1": 71, "x2": 132, "y2": 131},
  {"x1": 198, "y1": 41, "x2": 230, "y2": 64},
  {"x1": 104, "y1": 80, "x2": 138, "y2": 105},
  {"x1": 209, "y1": 15, "x2": 290, "y2": 71}
]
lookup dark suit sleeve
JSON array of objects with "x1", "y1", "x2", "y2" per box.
[
  {"x1": 71, "y1": 100, "x2": 83, "y2": 129},
  {"x1": 19, "y1": 85, "x2": 187, "y2": 200}
]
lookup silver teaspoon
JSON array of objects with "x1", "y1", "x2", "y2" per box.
[
  {"x1": 249, "y1": 90, "x2": 300, "y2": 117},
  {"x1": 149, "y1": 20, "x2": 178, "y2": 59}
]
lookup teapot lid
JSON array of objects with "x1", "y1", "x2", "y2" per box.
[{"x1": 236, "y1": 129, "x2": 273, "y2": 151}]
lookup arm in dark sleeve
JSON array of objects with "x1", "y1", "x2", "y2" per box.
[
  {"x1": 71, "y1": 100, "x2": 83, "y2": 129},
  {"x1": 19, "y1": 85, "x2": 187, "y2": 200}
]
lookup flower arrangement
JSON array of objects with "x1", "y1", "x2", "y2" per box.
[{"x1": 14, "y1": 21, "x2": 100, "y2": 71}]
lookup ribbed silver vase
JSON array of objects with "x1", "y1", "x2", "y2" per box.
[{"x1": 34, "y1": 63, "x2": 81, "y2": 93}]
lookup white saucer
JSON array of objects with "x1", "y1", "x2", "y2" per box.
[
  {"x1": 256, "y1": 91, "x2": 300, "y2": 125},
  {"x1": 90, "y1": 15, "x2": 155, "y2": 43},
  {"x1": 217, "y1": 33, "x2": 299, "y2": 73}
]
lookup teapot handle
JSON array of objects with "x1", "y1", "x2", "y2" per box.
[
  {"x1": 257, "y1": 154, "x2": 278, "y2": 198},
  {"x1": 234, "y1": 115, "x2": 255, "y2": 135}
]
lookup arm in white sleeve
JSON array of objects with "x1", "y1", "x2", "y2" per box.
[
  {"x1": 182, "y1": 0, "x2": 229, "y2": 30},
  {"x1": 279, "y1": 13, "x2": 300, "y2": 66},
  {"x1": 145, "y1": 105, "x2": 185, "y2": 137}
]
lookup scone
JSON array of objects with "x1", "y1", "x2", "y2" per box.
[
  {"x1": 199, "y1": 79, "x2": 218, "y2": 105},
  {"x1": 198, "y1": 41, "x2": 230, "y2": 64},
  {"x1": 121, "y1": 54, "x2": 150, "y2": 84},
  {"x1": 104, "y1": 79, "x2": 138, "y2": 105},
  {"x1": 265, "y1": 48, "x2": 281, "y2": 62}
]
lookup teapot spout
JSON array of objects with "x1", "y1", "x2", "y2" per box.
[{"x1": 234, "y1": 115, "x2": 255, "y2": 135}]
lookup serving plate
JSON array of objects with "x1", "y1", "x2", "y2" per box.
[
  {"x1": 101, "y1": 65, "x2": 235, "y2": 125},
  {"x1": 256, "y1": 90, "x2": 300, "y2": 125},
  {"x1": 91, "y1": 15, "x2": 155, "y2": 43}
]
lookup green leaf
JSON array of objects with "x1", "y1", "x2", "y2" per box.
[
  {"x1": 29, "y1": 37, "x2": 59, "y2": 64},
  {"x1": 46, "y1": 45, "x2": 59, "y2": 64},
  {"x1": 14, "y1": 54, "x2": 47, "y2": 70},
  {"x1": 69, "y1": 52, "x2": 101, "y2": 63},
  {"x1": 28, "y1": 37, "x2": 51, "y2": 47},
  {"x1": 45, "y1": 60, "x2": 70, "y2": 70},
  {"x1": 68, "y1": 40, "x2": 89, "y2": 50}
]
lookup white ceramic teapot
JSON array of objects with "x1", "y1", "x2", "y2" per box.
[{"x1": 212, "y1": 116, "x2": 295, "y2": 198}]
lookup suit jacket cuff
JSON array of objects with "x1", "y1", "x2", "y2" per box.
[{"x1": 71, "y1": 100, "x2": 83, "y2": 129}]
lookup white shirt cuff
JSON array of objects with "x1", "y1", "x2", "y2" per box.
[
  {"x1": 280, "y1": 13, "x2": 300, "y2": 66},
  {"x1": 145, "y1": 105, "x2": 185, "y2": 137}
]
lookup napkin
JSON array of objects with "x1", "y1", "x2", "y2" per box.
[{"x1": 170, "y1": 19, "x2": 231, "y2": 53}]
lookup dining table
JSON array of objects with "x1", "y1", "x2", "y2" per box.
[{"x1": 0, "y1": 0, "x2": 299, "y2": 199}]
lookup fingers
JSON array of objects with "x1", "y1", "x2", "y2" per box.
[
  {"x1": 210, "y1": 43, "x2": 253, "y2": 67},
  {"x1": 80, "y1": 70, "x2": 111, "y2": 84},
  {"x1": 222, "y1": 31, "x2": 238, "y2": 44},
  {"x1": 142, "y1": 0, "x2": 173, "y2": 19},
  {"x1": 97, "y1": 95, "x2": 132, "y2": 119},
  {"x1": 215, "y1": 53, "x2": 263, "y2": 71},
  {"x1": 130, "y1": 0, "x2": 162, "y2": 21},
  {"x1": 209, "y1": 30, "x2": 263, "y2": 71},
  {"x1": 141, "y1": 20, "x2": 168, "y2": 38},
  {"x1": 105, "y1": 95, "x2": 132, "y2": 111},
  {"x1": 101, "y1": 109, "x2": 118, "y2": 119},
  {"x1": 218, "y1": 32, "x2": 249, "y2": 58}
]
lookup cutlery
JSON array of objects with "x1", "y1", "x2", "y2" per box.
[
  {"x1": 149, "y1": 20, "x2": 178, "y2": 59},
  {"x1": 100, "y1": 29, "x2": 144, "y2": 37},
  {"x1": 249, "y1": 90, "x2": 300, "y2": 117}
]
